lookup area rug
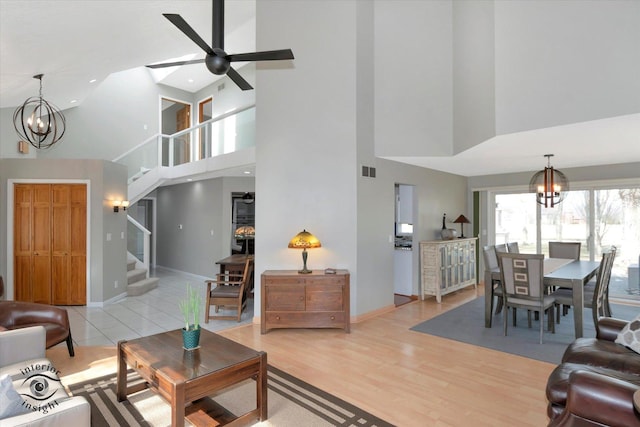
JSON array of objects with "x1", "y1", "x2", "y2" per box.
[
  {"x1": 68, "y1": 365, "x2": 393, "y2": 427},
  {"x1": 410, "y1": 297, "x2": 638, "y2": 364}
]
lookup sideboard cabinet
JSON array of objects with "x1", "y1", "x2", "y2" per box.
[
  {"x1": 261, "y1": 270, "x2": 350, "y2": 334},
  {"x1": 420, "y1": 238, "x2": 477, "y2": 302}
]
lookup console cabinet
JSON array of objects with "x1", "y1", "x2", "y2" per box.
[
  {"x1": 420, "y1": 238, "x2": 477, "y2": 303},
  {"x1": 261, "y1": 270, "x2": 350, "y2": 334}
]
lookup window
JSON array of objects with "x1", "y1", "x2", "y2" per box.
[{"x1": 492, "y1": 185, "x2": 640, "y2": 302}]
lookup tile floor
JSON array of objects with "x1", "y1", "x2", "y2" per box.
[{"x1": 59, "y1": 267, "x2": 254, "y2": 348}]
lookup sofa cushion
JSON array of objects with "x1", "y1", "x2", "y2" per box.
[
  {"x1": 0, "y1": 374, "x2": 29, "y2": 419},
  {"x1": 561, "y1": 337, "x2": 640, "y2": 374},
  {"x1": 615, "y1": 314, "x2": 640, "y2": 354}
]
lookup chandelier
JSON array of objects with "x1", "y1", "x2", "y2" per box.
[
  {"x1": 529, "y1": 154, "x2": 569, "y2": 208},
  {"x1": 13, "y1": 74, "x2": 66, "y2": 149}
]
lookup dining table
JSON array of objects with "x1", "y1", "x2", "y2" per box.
[{"x1": 484, "y1": 257, "x2": 600, "y2": 338}]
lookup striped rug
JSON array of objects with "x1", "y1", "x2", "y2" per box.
[{"x1": 68, "y1": 365, "x2": 393, "y2": 427}]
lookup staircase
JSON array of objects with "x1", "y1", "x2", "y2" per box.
[{"x1": 126, "y1": 256, "x2": 159, "y2": 296}]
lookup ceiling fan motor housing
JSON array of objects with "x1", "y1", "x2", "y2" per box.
[{"x1": 206, "y1": 51, "x2": 230, "y2": 75}]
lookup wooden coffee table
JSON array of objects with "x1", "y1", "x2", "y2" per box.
[{"x1": 116, "y1": 329, "x2": 267, "y2": 427}]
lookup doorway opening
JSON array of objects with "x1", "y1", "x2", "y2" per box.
[
  {"x1": 160, "y1": 97, "x2": 192, "y2": 166},
  {"x1": 198, "y1": 97, "x2": 213, "y2": 160},
  {"x1": 394, "y1": 183, "x2": 416, "y2": 306}
]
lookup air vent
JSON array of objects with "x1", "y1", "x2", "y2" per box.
[
  {"x1": 218, "y1": 83, "x2": 225, "y2": 91},
  {"x1": 361, "y1": 165, "x2": 376, "y2": 178}
]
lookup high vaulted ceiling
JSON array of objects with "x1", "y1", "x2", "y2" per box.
[
  {"x1": 0, "y1": 0, "x2": 255, "y2": 109},
  {"x1": 1, "y1": 0, "x2": 639, "y2": 177}
]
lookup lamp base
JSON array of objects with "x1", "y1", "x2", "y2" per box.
[{"x1": 298, "y1": 268, "x2": 312, "y2": 274}]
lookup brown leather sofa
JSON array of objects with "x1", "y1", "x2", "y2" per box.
[
  {"x1": 0, "y1": 277, "x2": 75, "y2": 356},
  {"x1": 546, "y1": 317, "x2": 640, "y2": 426}
]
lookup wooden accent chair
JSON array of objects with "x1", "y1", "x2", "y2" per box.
[
  {"x1": 205, "y1": 257, "x2": 253, "y2": 322},
  {"x1": 551, "y1": 246, "x2": 617, "y2": 328},
  {"x1": 498, "y1": 253, "x2": 556, "y2": 344}
]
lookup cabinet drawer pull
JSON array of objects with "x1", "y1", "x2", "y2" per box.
[
  {"x1": 275, "y1": 316, "x2": 281, "y2": 320},
  {"x1": 299, "y1": 296, "x2": 304, "y2": 301},
  {"x1": 330, "y1": 316, "x2": 335, "y2": 320}
]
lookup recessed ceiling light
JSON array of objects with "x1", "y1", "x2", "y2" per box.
[
  {"x1": 188, "y1": 79, "x2": 194, "y2": 83},
  {"x1": 70, "y1": 100, "x2": 77, "y2": 104},
  {"x1": 89, "y1": 79, "x2": 97, "y2": 83},
  {"x1": 187, "y1": 178, "x2": 193, "y2": 181},
  {"x1": 243, "y1": 171, "x2": 251, "y2": 175}
]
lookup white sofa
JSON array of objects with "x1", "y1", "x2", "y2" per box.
[{"x1": 0, "y1": 326, "x2": 90, "y2": 427}]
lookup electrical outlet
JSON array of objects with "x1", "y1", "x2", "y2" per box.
[
  {"x1": 121, "y1": 231, "x2": 125, "y2": 239},
  {"x1": 114, "y1": 280, "x2": 118, "y2": 288}
]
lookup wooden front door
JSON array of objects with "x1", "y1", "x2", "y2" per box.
[{"x1": 13, "y1": 183, "x2": 87, "y2": 305}]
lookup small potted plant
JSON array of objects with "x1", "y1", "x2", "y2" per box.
[{"x1": 179, "y1": 284, "x2": 202, "y2": 350}]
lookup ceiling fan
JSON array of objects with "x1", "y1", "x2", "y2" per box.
[{"x1": 147, "y1": 0, "x2": 294, "y2": 91}]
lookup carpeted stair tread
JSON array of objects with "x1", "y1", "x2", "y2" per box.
[
  {"x1": 127, "y1": 268, "x2": 147, "y2": 285},
  {"x1": 127, "y1": 277, "x2": 159, "y2": 296}
]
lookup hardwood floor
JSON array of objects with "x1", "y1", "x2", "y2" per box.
[{"x1": 48, "y1": 284, "x2": 554, "y2": 426}]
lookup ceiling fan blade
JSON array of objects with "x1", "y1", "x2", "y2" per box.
[
  {"x1": 212, "y1": 0, "x2": 224, "y2": 49},
  {"x1": 163, "y1": 13, "x2": 214, "y2": 55},
  {"x1": 227, "y1": 49, "x2": 295, "y2": 62},
  {"x1": 146, "y1": 58, "x2": 205, "y2": 69},
  {"x1": 227, "y1": 67, "x2": 253, "y2": 91}
]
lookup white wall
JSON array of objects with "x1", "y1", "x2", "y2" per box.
[
  {"x1": 453, "y1": 0, "x2": 496, "y2": 154},
  {"x1": 0, "y1": 67, "x2": 257, "y2": 162},
  {"x1": 255, "y1": 0, "x2": 360, "y2": 310},
  {"x1": 494, "y1": 0, "x2": 640, "y2": 134},
  {"x1": 374, "y1": 0, "x2": 454, "y2": 157}
]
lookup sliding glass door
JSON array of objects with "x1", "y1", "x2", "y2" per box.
[
  {"x1": 495, "y1": 193, "x2": 537, "y2": 253},
  {"x1": 540, "y1": 190, "x2": 590, "y2": 259},
  {"x1": 594, "y1": 188, "x2": 640, "y2": 301},
  {"x1": 492, "y1": 185, "x2": 640, "y2": 302}
]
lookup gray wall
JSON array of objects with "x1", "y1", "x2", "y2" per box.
[
  {"x1": 155, "y1": 176, "x2": 254, "y2": 278},
  {"x1": 0, "y1": 159, "x2": 128, "y2": 304}
]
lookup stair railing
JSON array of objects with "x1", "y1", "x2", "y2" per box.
[
  {"x1": 114, "y1": 104, "x2": 256, "y2": 183},
  {"x1": 127, "y1": 215, "x2": 151, "y2": 278}
]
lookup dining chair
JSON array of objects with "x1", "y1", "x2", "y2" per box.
[
  {"x1": 549, "y1": 242, "x2": 581, "y2": 260},
  {"x1": 506, "y1": 242, "x2": 519, "y2": 253},
  {"x1": 482, "y1": 245, "x2": 503, "y2": 321},
  {"x1": 551, "y1": 246, "x2": 617, "y2": 330},
  {"x1": 204, "y1": 257, "x2": 254, "y2": 322},
  {"x1": 548, "y1": 241, "x2": 582, "y2": 309},
  {"x1": 498, "y1": 253, "x2": 556, "y2": 344},
  {"x1": 494, "y1": 244, "x2": 508, "y2": 257}
]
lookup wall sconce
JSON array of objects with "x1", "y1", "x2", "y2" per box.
[{"x1": 112, "y1": 200, "x2": 129, "y2": 213}]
